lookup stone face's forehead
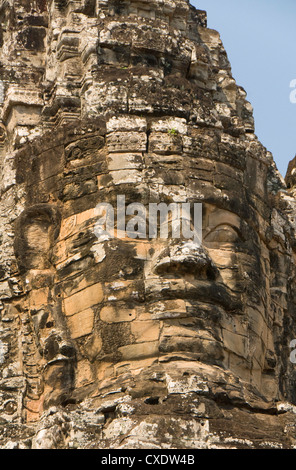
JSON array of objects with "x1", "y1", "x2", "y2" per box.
[{"x1": 16, "y1": 116, "x2": 270, "y2": 215}]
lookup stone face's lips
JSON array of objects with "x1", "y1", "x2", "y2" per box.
[{"x1": 144, "y1": 279, "x2": 244, "y2": 315}]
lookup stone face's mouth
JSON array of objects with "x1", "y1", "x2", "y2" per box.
[{"x1": 144, "y1": 278, "x2": 243, "y2": 316}]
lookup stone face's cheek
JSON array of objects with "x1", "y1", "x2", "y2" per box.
[{"x1": 55, "y1": 234, "x2": 151, "y2": 365}]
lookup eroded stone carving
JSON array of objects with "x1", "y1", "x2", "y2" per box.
[{"x1": 1, "y1": 0, "x2": 296, "y2": 449}]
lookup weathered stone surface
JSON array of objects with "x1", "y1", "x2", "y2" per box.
[{"x1": 0, "y1": 0, "x2": 296, "y2": 450}]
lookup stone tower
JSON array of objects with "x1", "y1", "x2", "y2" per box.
[{"x1": 1, "y1": 0, "x2": 296, "y2": 449}]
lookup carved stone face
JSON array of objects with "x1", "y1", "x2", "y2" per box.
[
  {"x1": 13, "y1": 118, "x2": 296, "y2": 413},
  {"x1": 69, "y1": 194, "x2": 269, "y2": 395}
]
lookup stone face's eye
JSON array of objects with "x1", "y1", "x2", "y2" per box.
[{"x1": 204, "y1": 224, "x2": 240, "y2": 244}]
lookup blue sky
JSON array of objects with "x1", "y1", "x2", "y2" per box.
[{"x1": 191, "y1": 0, "x2": 296, "y2": 178}]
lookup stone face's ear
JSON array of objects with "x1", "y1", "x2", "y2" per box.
[
  {"x1": 0, "y1": 123, "x2": 6, "y2": 148},
  {"x1": 282, "y1": 156, "x2": 296, "y2": 252},
  {"x1": 13, "y1": 204, "x2": 61, "y2": 273},
  {"x1": 285, "y1": 155, "x2": 296, "y2": 190}
]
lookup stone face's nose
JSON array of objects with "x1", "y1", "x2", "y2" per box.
[{"x1": 153, "y1": 241, "x2": 218, "y2": 281}]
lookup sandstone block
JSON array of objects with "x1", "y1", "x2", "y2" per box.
[
  {"x1": 75, "y1": 360, "x2": 94, "y2": 388},
  {"x1": 118, "y1": 341, "x2": 159, "y2": 361},
  {"x1": 131, "y1": 321, "x2": 160, "y2": 343},
  {"x1": 64, "y1": 283, "x2": 104, "y2": 316},
  {"x1": 100, "y1": 305, "x2": 136, "y2": 323},
  {"x1": 106, "y1": 132, "x2": 147, "y2": 153},
  {"x1": 67, "y1": 308, "x2": 94, "y2": 339},
  {"x1": 148, "y1": 132, "x2": 183, "y2": 155}
]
